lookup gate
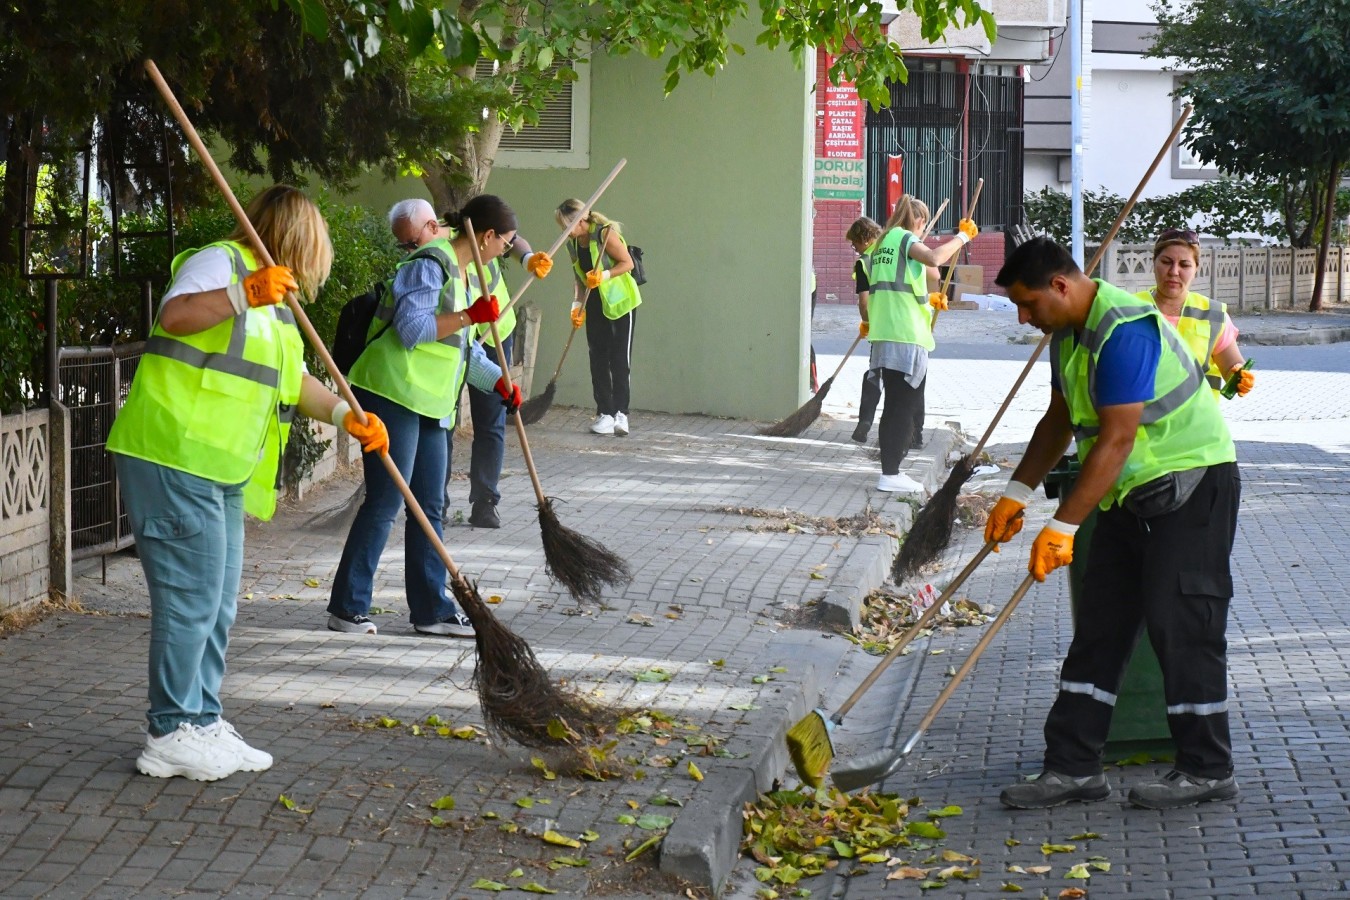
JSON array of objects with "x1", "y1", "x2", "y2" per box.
[{"x1": 56, "y1": 344, "x2": 144, "y2": 560}]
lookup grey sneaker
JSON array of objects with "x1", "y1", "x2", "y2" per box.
[
  {"x1": 1127, "y1": 770, "x2": 1238, "y2": 810},
  {"x1": 414, "y1": 612, "x2": 476, "y2": 638},
  {"x1": 328, "y1": 613, "x2": 377, "y2": 634},
  {"x1": 1000, "y1": 770, "x2": 1111, "y2": 809}
]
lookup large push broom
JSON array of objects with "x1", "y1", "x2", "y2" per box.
[
  {"x1": 787, "y1": 539, "x2": 1000, "y2": 787},
  {"x1": 758, "y1": 201, "x2": 948, "y2": 439},
  {"x1": 890, "y1": 105, "x2": 1193, "y2": 584},
  {"x1": 145, "y1": 59, "x2": 610, "y2": 749},
  {"x1": 465, "y1": 222, "x2": 631, "y2": 606}
]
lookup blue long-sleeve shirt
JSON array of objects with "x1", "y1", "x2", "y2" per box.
[{"x1": 391, "y1": 257, "x2": 502, "y2": 425}]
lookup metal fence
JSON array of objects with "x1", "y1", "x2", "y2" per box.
[
  {"x1": 56, "y1": 344, "x2": 144, "y2": 560},
  {"x1": 1099, "y1": 244, "x2": 1350, "y2": 311}
]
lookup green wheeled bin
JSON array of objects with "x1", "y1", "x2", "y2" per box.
[{"x1": 1043, "y1": 455, "x2": 1174, "y2": 760}]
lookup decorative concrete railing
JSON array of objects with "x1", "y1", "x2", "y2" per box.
[
  {"x1": 1099, "y1": 244, "x2": 1349, "y2": 311},
  {"x1": 0, "y1": 409, "x2": 52, "y2": 614}
]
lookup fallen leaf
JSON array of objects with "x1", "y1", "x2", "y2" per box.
[
  {"x1": 580, "y1": 830, "x2": 600, "y2": 842},
  {"x1": 507, "y1": 868, "x2": 524, "y2": 878},
  {"x1": 1000, "y1": 884, "x2": 1024, "y2": 893},
  {"x1": 687, "y1": 761, "x2": 704, "y2": 781},
  {"x1": 277, "y1": 794, "x2": 312, "y2": 814},
  {"x1": 541, "y1": 830, "x2": 582, "y2": 849},
  {"x1": 928, "y1": 805, "x2": 964, "y2": 819},
  {"x1": 710, "y1": 659, "x2": 725, "y2": 668},
  {"x1": 625, "y1": 832, "x2": 663, "y2": 861},
  {"x1": 548, "y1": 856, "x2": 589, "y2": 869},
  {"x1": 520, "y1": 884, "x2": 557, "y2": 894},
  {"x1": 941, "y1": 849, "x2": 975, "y2": 863},
  {"x1": 634, "y1": 668, "x2": 672, "y2": 683},
  {"x1": 471, "y1": 879, "x2": 508, "y2": 891},
  {"x1": 1064, "y1": 864, "x2": 1091, "y2": 879},
  {"x1": 1041, "y1": 843, "x2": 1077, "y2": 855},
  {"x1": 770, "y1": 666, "x2": 788, "y2": 673},
  {"x1": 531, "y1": 757, "x2": 557, "y2": 780},
  {"x1": 515, "y1": 798, "x2": 535, "y2": 808},
  {"x1": 886, "y1": 867, "x2": 931, "y2": 881},
  {"x1": 429, "y1": 795, "x2": 455, "y2": 810},
  {"x1": 304, "y1": 577, "x2": 320, "y2": 587},
  {"x1": 1089, "y1": 860, "x2": 1111, "y2": 872},
  {"x1": 636, "y1": 814, "x2": 674, "y2": 830},
  {"x1": 487, "y1": 594, "x2": 504, "y2": 605},
  {"x1": 1068, "y1": 832, "x2": 1101, "y2": 841},
  {"x1": 1059, "y1": 890, "x2": 1087, "y2": 899},
  {"x1": 729, "y1": 703, "x2": 760, "y2": 711}
]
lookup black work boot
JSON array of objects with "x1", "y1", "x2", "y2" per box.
[
  {"x1": 468, "y1": 500, "x2": 501, "y2": 529},
  {"x1": 1127, "y1": 770, "x2": 1238, "y2": 810},
  {"x1": 999, "y1": 770, "x2": 1111, "y2": 809}
]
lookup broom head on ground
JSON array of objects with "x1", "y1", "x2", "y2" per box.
[
  {"x1": 539, "y1": 496, "x2": 632, "y2": 604},
  {"x1": 759, "y1": 376, "x2": 834, "y2": 438},
  {"x1": 786, "y1": 708, "x2": 836, "y2": 787},
  {"x1": 891, "y1": 455, "x2": 975, "y2": 582}
]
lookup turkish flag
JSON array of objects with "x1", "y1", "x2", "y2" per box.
[{"x1": 886, "y1": 156, "x2": 904, "y2": 218}]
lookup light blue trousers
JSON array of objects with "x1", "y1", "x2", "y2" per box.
[{"x1": 113, "y1": 454, "x2": 243, "y2": 737}]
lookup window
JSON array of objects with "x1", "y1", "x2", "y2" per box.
[
  {"x1": 475, "y1": 57, "x2": 591, "y2": 169},
  {"x1": 1172, "y1": 79, "x2": 1218, "y2": 181}
]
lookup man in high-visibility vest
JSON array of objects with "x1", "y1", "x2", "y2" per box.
[{"x1": 984, "y1": 237, "x2": 1241, "y2": 811}]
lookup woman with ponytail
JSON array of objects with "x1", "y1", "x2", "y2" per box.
[{"x1": 863, "y1": 194, "x2": 976, "y2": 492}]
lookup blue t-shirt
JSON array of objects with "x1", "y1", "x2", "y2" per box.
[{"x1": 1052, "y1": 317, "x2": 1161, "y2": 406}]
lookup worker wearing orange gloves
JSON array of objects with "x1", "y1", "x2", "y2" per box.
[
  {"x1": 983, "y1": 237, "x2": 1241, "y2": 812},
  {"x1": 1138, "y1": 227, "x2": 1253, "y2": 399},
  {"x1": 107, "y1": 186, "x2": 390, "y2": 782}
]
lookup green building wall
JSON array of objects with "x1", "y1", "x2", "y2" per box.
[{"x1": 350, "y1": 33, "x2": 814, "y2": 421}]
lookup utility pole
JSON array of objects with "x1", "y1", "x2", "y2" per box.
[{"x1": 1069, "y1": 0, "x2": 1084, "y2": 267}]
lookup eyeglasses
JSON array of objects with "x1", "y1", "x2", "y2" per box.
[
  {"x1": 398, "y1": 219, "x2": 436, "y2": 251},
  {"x1": 1156, "y1": 228, "x2": 1200, "y2": 246}
]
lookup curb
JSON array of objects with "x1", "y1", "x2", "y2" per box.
[
  {"x1": 659, "y1": 425, "x2": 961, "y2": 895},
  {"x1": 1242, "y1": 326, "x2": 1350, "y2": 346}
]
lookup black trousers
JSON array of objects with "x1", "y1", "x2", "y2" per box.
[
  {"x1": 1044, "y1": 462, "x2": 1241, "y2": 780},
  {"x1": 877, "y1": 368, "x2": 925, "y2": 474},
  {"x1": 857, "y1": 368, "x2": 882, "y2": 432},
  {"x1": 584, "y1": 289, "x2": 634, "y2": 416}
]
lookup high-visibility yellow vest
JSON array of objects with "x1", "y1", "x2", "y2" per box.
[
  {"x1": 107, "y1": 240, "x2": 303, "y2": 521},
  {"x1": 567, "y1": 224, "x2": 641, "y2": 320},
  {"x1": 862, "y1": 227, "x2": 934, "y2": 350},
  {"x1": 1055, "y1": 280, "x2": 1235, "y2": 510},
  {"x1": 1136, "y1": 288, "x2": 1228, "y2": 393},
  {"x1": 348, "y1": 239, "x2": 469, "y2": 422},
  {"x1": 470, "y1": 256, "x2": 516, "y2": 348}
]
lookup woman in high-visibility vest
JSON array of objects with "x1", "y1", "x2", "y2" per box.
[
  {"x1": 557, "y1": 199, "x2": 641, "y2": 437},
  {"x1": 107, "y1": 186, "x2": 390, "y2": 783},
  {"x1": 863, "y1": 194, "x2": 976, "y2": 493},
  {"x1": 1138, "y1": 228, "x2": 1254, "y2": 399}
]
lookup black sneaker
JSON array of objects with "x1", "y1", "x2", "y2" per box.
[
  {"x1": 413, "y1": 613, "x2": 476, "y2": 638},
  {"x1": 999, "y1": 770, "x2": 1110, "y2": 809},
  {"x1": 468, "y1": 500, "x2": 500, "y2": 529},
  {"x1": 327, "y1": 613, "x2": 377, "y2": 634},
  {"x1": 1127, "y1": 770, "x2": 1238, "y2": 809}
]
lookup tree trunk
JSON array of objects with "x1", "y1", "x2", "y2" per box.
[
  {"x1": 422, "y1": 120, "x2": 507, "y2": 216},
  {"x1": 1309, "y1": 157, "x2": 1342, "y2": 312},
  {"x1": 1, "y1": 113, "x2": 33, "y2": 268}
]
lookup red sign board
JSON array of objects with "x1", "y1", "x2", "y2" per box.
[{"x1": 821, "y1": 54, "x2": 864, "y2": 160}]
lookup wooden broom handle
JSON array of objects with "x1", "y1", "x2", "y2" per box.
[
  {"x1": 465, "y1": 222, "x2": 549, "y2": 504},
  {"x1": 931, "y1": 178, "x2": 984, "y2": 328},
  {"x1": 963, "y1": 104, "x2": 1193, "y2": 463},
  {"x1": 497, "y1": 158, "x2": 626, "y2": 320},
  {"x1": 548, "y1": 323, "x2": 581, "y2": 384},
  {"x1": 144, "y1": 59, "x2": 475, "y2": 588}
]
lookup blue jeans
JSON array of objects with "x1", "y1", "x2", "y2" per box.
[
  {"x1": 450, "y1": 334, "x2": 512, "y2": 507},
  {"x1": 113, "y1": 454, "x2": 242, "y2": 737},
  {"x1": 328, "y1": 387, "x2": 459, "y2": 626}
]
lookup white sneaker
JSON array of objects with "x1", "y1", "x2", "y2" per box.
[
  {"x1": 202, "y1": 719, "x2": 274, "y2": 772},
  {"x1": 413, "y1": 612, "x2": 476, "y2": 638},
  {"x1": 590, "y1": 414, "x2": 616, "y2": 435},
  {"x1": 613, "y1": 413, "x2": 629, "y2": 436},
  {"x1": 877, "y1": 472, "x2": 925, "y2": 493},
  {"x1": 136, "y1": 722, "x2": 242, "y2": 782}
]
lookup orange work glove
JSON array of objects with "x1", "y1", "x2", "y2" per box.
[
  {"x1": 465, "y1": 294, "x2": 500, "y2": 325},
  {"x1": 957, "y1": 218, "x2": 978, "y2": 242},
  {"x1": 929, "y1": 291, "x2": 949, "y2": 312},
  {"x1": 984, "y1": 481, "x2": 1034, "y2": 551},
  {"x1": 227, "y1": 265, "x2": 298, "y2": 314},
  {"x1": 525, "y1": 251, "x2": 553, "y2": 279},
  {"x1": 1228, "y1": 363, "x2": 1255, "y2": 397},
  {"x1": 570, "y1": 301, "x2": 585, "y2": 328},
  {"x1": 333, "y1": 403, "x2": 389, "y2": 456},
  {"x1": 859, "y1": 321, "x2": 869, "y2": 338},
  {"x1": 585, "y1": 268, "x2": 610, "y2": 290},
  {"x1": 1029, "y1": 520, "x2": 1077, "y2": 582}
]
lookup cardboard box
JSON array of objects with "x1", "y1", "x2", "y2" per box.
[
  {"x1": 953, "y1": 264, "x2": 983, "y2": 287},
  {"x1": 945, "y1": 284, "x2": 981, "y2": 310}
]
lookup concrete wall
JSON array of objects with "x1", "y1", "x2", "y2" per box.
[
  {"x1": 350, "y1": 24, "x2": 815, "y2": 418},
  {"x1": 0, "y1": 409, "x2": 51, "y2": 614}
]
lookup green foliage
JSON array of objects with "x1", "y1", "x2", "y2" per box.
[
  {"x1": 1023, "y1": 180, "x2": 1283, "y2": 246},
  {"x1": 0, "y1": 270, "x2": 45, "y2": 413}
]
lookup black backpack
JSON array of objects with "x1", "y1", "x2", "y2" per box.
[
  {"x1": 627, "y1": 244, "x2": 647, "y2": 285},
  {"x1": 331, "y1": 281, "x2": 390, "y2": 376}
]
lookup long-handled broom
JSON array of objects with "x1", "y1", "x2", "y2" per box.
[
  {"x1": 890, "y1": 105, "x2": 1193, "y2": 584},
  {"x1": 144, "y1": 59, "x2": 610, "y2": 749},
  {"x1": 928, "y1": 180, "x2": 983, "y2": 330},
  {"x1": 518, "y1": 320, "x2": 580, "y2": 425},
  {"x1": 465, "y1": 222, "x2": 632, "y2": 606},
  {"x1": 831, "y1": 573, "x2": 1037, "y2": 792},
  {"x1": 759, "y1": 204, "x2": 948, "y2": 439},
  {"x1": 787, "y1": 539, "x2": 999, "y2": 787}
]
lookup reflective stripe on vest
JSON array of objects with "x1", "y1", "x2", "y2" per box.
[
  {"x1": 567, "y1": 225, "x2": 641, "y2": 320},
  {"x1": 863, "y1": 228, "x2": 934, "y2": 350},
  {"x1": 347, "y1": 238, "x2": 470, "y2": 421},
  {"x1": 1137, "y1": 289, "x2": 1227, "y2": 392},
  {"x1": 105, "y1": 240, "x2": 302, "y2": 521},
  {"x1": 1052, "y1": 279, "x2": 1235, "y2": 509},
  {"x1": 471, "y1": 257, "x2": 517, "y2": 345}
]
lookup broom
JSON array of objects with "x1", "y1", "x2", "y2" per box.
[
  {"x1": 465, "y1": 222, "x2": 632, "y2": 605},
  {"x1": 928, "y1": 180, "x2": 983, "y2": 331},
  {"x1": 144, "y1": 60, "x2": 609, "y2": 749},
  {"x1": 890, "y1": 105, "x2": 1193, "y2": 584},
  {"x1": 758, "y1": 204, "x2": 948, "y2": 439},
  {"x1": 787, "y1": 539, "x2": 998, "y2": 787},
  {"x1": 518, "y1": 320, "x2": 580, "y2": 425},
  {"x1": 831, "y1": 572, "x2": 1039, "y2": 792}
]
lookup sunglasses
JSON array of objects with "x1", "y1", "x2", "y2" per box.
[{"x1": 1157, "y1": 228, "x2": 1200, "y2": 245}]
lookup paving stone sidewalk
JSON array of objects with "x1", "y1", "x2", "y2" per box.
[{"x1": 0, "y1": 398, "x2": 953, "y2": 899}]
